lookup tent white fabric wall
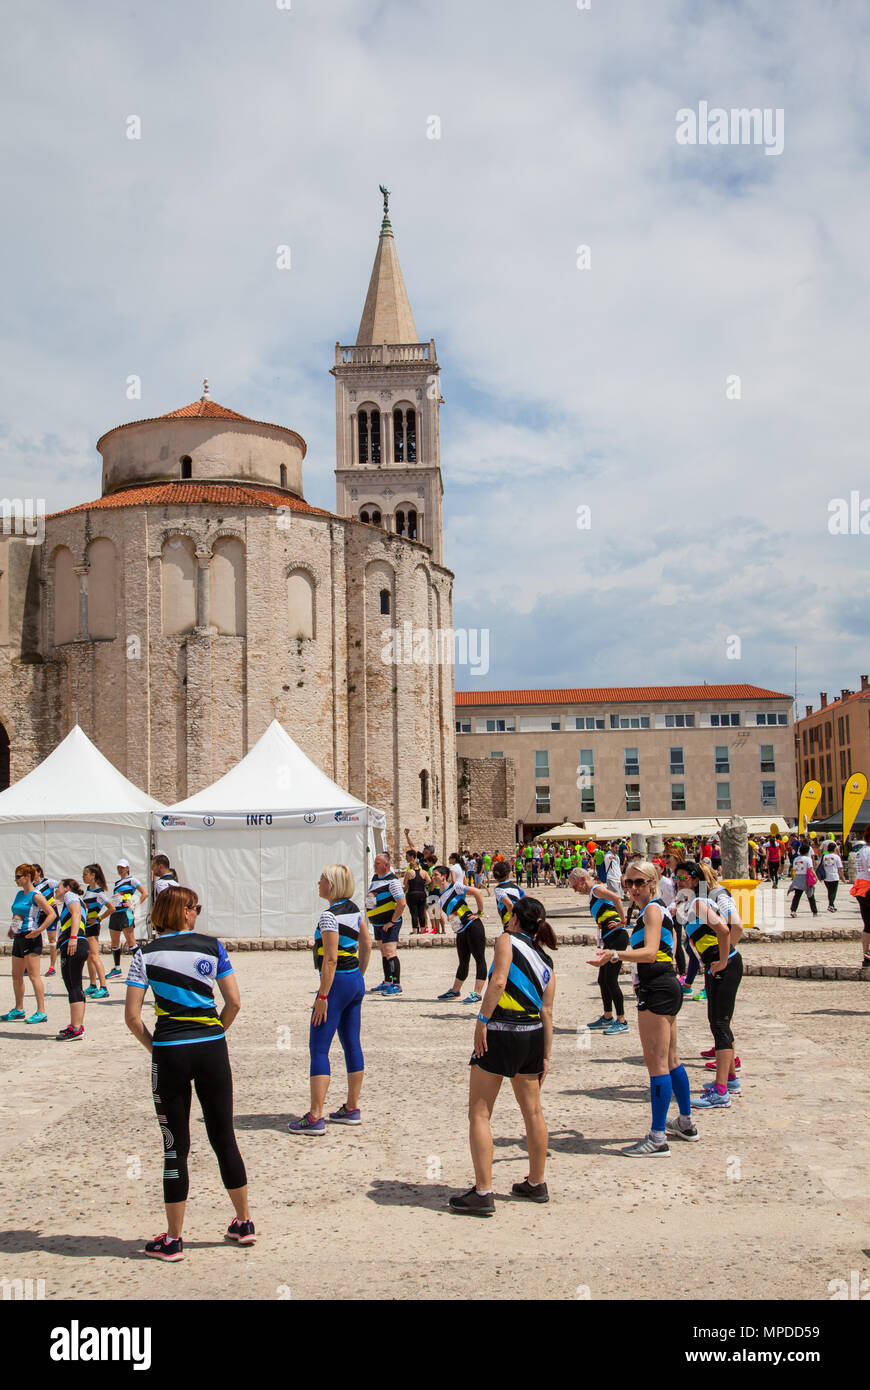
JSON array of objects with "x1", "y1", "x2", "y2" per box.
[
  {"x1": 0, "y1": 726, "x2": 164, "y2": 937},
  {"x1": 153, "y1": 721, "x2": 387, "y2": 938}
]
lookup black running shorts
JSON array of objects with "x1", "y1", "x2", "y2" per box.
[{"x1": 470, "y1": 1026, "x2": 545, "y2": 1077}]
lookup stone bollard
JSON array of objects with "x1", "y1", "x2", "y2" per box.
[
  {"x1": 720, "y1": 815, "x2": 749, "y2": 879},
  {"x1": 632, "y1": 833, "x2": 647, "y2": 858},
  {"x1": 647, "y1": 833, "x2": 664, "y2": 856}
]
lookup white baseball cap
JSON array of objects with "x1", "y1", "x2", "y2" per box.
[{"x1": 117, "y1": 858, "x2": 131, "y2": 868}]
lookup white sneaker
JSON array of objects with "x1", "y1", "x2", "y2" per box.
[{"x1": 666, "y1": 1115, "x2": 699, "y2": 1142}]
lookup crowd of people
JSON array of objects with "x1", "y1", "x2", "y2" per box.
[{"x1": 3, "y1": 826, "x2": 869, "y2": 1256}]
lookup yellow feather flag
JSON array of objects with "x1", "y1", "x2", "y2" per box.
[
  {"x1": 842, "y1": 772, "x2": 868, "y2": 841},
  {"x1": 798, "y1": 780, "x2": 822, "y2": 836}
]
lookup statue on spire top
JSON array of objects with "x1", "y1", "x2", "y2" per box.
[{"x1": 379, "y1": 184, "x2": 390, "y2": 218}]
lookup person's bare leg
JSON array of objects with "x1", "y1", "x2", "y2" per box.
[
  {"x1": 163, "y1": 1199, "x2": 186, "y2": 1239},
  {"x1": 468, "y1": 1067, "x2": 502, "y2": 1192},
  {"x1": 226, "y1": 1185, "x2": 250, "y2": 1222},
  {"x1": 510, "y1": 1074, "x2": 548, "y2": 1184},
  {"x1": 11, "y1": 959, "x2": 25, "y2": 1010},
  {"x1": 346, "y1": 1070, "x2": 363, "y2": 1110},
  {"x1": 308, "y1": 1073, "x2": 330, "y2": 1121},
  {"x1": 25, "y1": 958, "x2": 45, "y2": 1013}
]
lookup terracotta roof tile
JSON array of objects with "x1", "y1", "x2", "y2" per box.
[
  {"x1": 455, "y1": 684, "x2": 792, "y2": 707},
  {"x1": 48, "y1": 482, "x2": 331, "y2": 520},
  {"x1": 161, "y1": 399, "x2": 252, "y2": 421}
]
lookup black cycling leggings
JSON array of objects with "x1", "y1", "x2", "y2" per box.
[
  {"x1": 151, "y1": 1037, "x2": 247, "y2": 1204},
  {"x1": 791, "y1": 888, "x2": 818, "y2": 915},
  {"x1": 859, "y1": 892, "x2": 870, "y2": 933},
  {"x1": 407, "y1": 895, "x2": 427, "y2": 931},
  {"x1": 60, "y1": 936, "x2": 90, "y2": 1003},
  {"x1": 824, "y1": 880, "x2": 839, "y2": 908},
  {"x1": 455, "y1": 918, "x2": 487, "y2": 983},
  {"x1": 705, "y1": 953, "x2": 743, "y2": 1051},
  {"x1": 598, "y1": 961, "x2": 624, "y2": 1015}
]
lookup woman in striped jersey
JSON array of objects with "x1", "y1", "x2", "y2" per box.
[
  {"x1": 589, "y1": 860, "x2": 696, "y2": 1155},
  {"x1": 568, "y1": 867, "x2": 628, "y2": 1034},
  {"x1": 1, "y1": 864, "x2": 54, "y2": 1024},
  {"x1": 81, "y1": 864, "x2": 112, "y2": 1000},
  {"x1": 289, "y1": 865, "x2": 372, "y2": 1136},
  {"x1": 125, "y1": 885, "x2": 253, "y2": 1261},
  {"x1": 449, "y1": 896, "x2": 556, "y2": 1216},
  {"x1": 55, "y1": 878, "x2": 90, "y2": 1041},
  {"x1": 105, "y1": 860, "x2": 147, "y2": 979},
  {"x1": 431, "y1": 865, "x2": 488, "y2": 1005}
]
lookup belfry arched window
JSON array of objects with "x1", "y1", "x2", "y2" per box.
[
  {"x1": 371, "y1": 508, "x2": 382, "y2": 525},
  {"x1": 406, "y1": 409, "x2": 416, "y2": 462},
  {"x1": 358, "y1": 411, "x2": 369, "y2": 463},
  {"x1": 408, "y1": 509, "x2": 418, "y2": 541},
  {"x1": 360, "y1": 509, "x2": 370, "y2": 524},
  {"x1": 395, "y1": 510, "x2": 406, "y2": 537},
  {"x1": 394, "y1": 409, "x2": 405, "y2": 462},
  {"x1": 369, "y1": 410, "x2": 381, "y2": 463}
]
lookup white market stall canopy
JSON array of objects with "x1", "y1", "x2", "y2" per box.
[
  {"x1": 576, "y1": 819, "x2": 656, "y2": 841},
  {"x1": 0, "y1": 725, "x2": 164, "y2": 899},
  {"x1": 534, "y1": 822, "x2": 587, "y2": 842},
  {"x1": 153, "y1": 720, "x2": 387, "y2": 938}
]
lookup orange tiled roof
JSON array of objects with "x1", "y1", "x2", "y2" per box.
[
  {"x1": 796, "y1": 687, "x2": 870, "y2": 721},
  {"x1": 95, "y1": 398, "x2": 305, "y2": 453},
  {"x1": 455, "y1": 684, "x2": 791, "y2": 707},
  {"x1": 48, "y1": 481, "x2": 330, "y2": 520},
  {"x1": 161, "y1": 399, "x2": 252, "y2": 421}
]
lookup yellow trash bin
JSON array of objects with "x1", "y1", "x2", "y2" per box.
[{"x1": 719, "y1": 879, "x2": 759, "y2": 928}]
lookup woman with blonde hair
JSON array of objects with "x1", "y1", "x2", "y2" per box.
[
  {"x1": 589, "y1": 860, "x2": 696, "y2": 1155},
  {"x1": 289, "y1": 864, "x2": 371, "y2": 1136},
  {"x1": 125, "y1": 884, "x2": 253, "y2": 1261}
]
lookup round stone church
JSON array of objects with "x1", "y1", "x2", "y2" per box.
[{"x1": 0, "y1": 201, "x2": 457, "y2": 854}]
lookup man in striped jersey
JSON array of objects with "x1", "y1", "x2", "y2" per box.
[{"x1": 365, "y1": 853, "x2": 406, "y2": 997}]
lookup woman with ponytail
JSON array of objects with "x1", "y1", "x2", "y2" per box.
[{"x1": 448, "y1": 896, "x2": 556, "y2": 1216}]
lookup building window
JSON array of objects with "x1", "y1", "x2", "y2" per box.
[
  {"x1": 825, "y1": 723, "x2": 831, "y2": 748},
  {"x1": 574, "y1": 716, "x2": 604, "y2": 729},
  {"x1": 280, "y1": 464, "x2": 287, "y2": 489},
  {"x1": 534, "y1": 750, "x2": 550, "y2": 778},
  {"x1": 395, "y1": 510, "x2": 406, "y2": 536},
  {"x1": 665, "y1": 713, "x2": 695, "y2": 728},
  {"x1": 669, "y1": 746, "x2": 684, "y2": 775},
  {"x1": 826, "y1": 752, "x2": 832, "y2": 781},
  {"x1": 407, "y1": 509, "x2": 418, "y2": 540},
  {"x1": 379, "y1": 589, "x2": 390, "y2": 615},
  {"x1": 579, "y1": 748, "x2": 594, "y2": 776},
  {"x1": 372, "y1": 509, "x2": 382, "y2": 525},
  {"x1": 484, "y1": 718, "x2": 514, "y2": 733},
  {"x1": 420, "y1": 770, "x2": 429, "y2": 809},
  {"x1": 802, "y1": 729, "x2": 808, "y2": 754},
  {"x1": 406, "y1": 409, "x2": 416, "y2": 461},
  {"x1": 778, "y1": 713, "x2": 787, "y2": 725},
  {"x1": 716, "y1": 782, "x2": 732, "y2": 811},
  {"x1": 358, "y1": 411, "x2": 369, "y2": 463},
  {"x1": 624, "y1": 747, "x2": 639, "y2": 776},
  {"x1": 360, "y1": 510, "x2": 370, "y2": 524},
  {"x1": 490, "y1": 750, "x2": 504, "y2": 758},
  {"x1": 671, "y1": 783, "x2": 686, "y2": 811},
  {"x1": 550, "y1": 719, "x2": 560, "y2": 731},
  {"x1": 760, "y1": 743, "x2": 775, "y2": 773},
  {"x1": 625, "y1": 784, "x2": 641, "y2": 813},
  {"x1": 394, "y1": 409, "x2": 405, "y2": 462},
  {"x1": 581, "y1": 787, "x2": 595, "y2": 813},
  {"x1": 611, "y1": 715, "x2": 650, "y2": 729},
  {"x1": 761, "y1": 781, "x2": 776, "y2": 808},
  {"x1": 840, "y1": 750, "x2": 847, "y2": 778},
  {"x1": 370, "y1": 410, "x2": 381, "y2": 463},
  {"x1": 755, "y1": 712, "x2": 779, "y2": 725},
  {"x1": 180, "y1": 455, "x2": 192, "y2": 479},
  {"x1": 536, "y1": 786, "x2": 550, "y2": 814},
  {"x1": 715, "y1": 745, "x2": 730, "y2": 774},
  {"x1": 455, "y1": 720, "x2": 471, "y2": 734}
]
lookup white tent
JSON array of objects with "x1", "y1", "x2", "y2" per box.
[
  {"x1": 0, "y1": 726, "x2": 164, "y2": 934},
  {"x1": 153, "y1": 720, "x2": 387, "y2": 938}
]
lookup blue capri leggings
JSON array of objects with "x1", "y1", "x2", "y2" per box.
[{"x1": 309, "y1": 970, "x2": 365, "y2": 1078}]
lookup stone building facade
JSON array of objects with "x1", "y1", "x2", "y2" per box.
[
  {"x1": 457, "y1": 755, "x2": 516, "y2": 854},
  {"x1": 0, "y1": 202, "x2": 458, "y2": 858}
]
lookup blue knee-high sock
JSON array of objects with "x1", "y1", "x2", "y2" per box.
[
  {"x1": 669, "y1": 1064, "x2": 692, "y2": 1117},
  {"x1": 650, "y1": 1073, "x2": 672, "y2": 1133}
]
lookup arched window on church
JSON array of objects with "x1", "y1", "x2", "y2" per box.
[
  {"x1": 162, "y1": 536, "x2": 197, "y2": 635},
  {"x1": 393, "y1": 409, "x2": 405, "y2": 462},
  {"x1": 371, "y1": 508, "x2": 382, "y2": 525},
  {"x1": 53, "y1": 546, "x2": 78, "y2": 644},
  {"x1": 379, "y1": 589, "x2": 390, "y2": 616},
  {"x1": 211, "y1": 537, "x2": 247, "y2": 636},
  {"x1": 420, "y1": 769, "x2": 429, "y2": 809},
  {"x1": 407, "y1": 509, "x2": 418, "y2": 541},
  {"x1": 87, "y1": 537, "x2": 117, "y2": 640},
  {"x1": 280, "y1": 464, "x2": 287, "y2": 489},
  {"x1": 358, "y1": 411, "x2": 369, "y2": 464},
  {"x1": 287, "y1": 569, "x2": 315, "y2": 640},
  {"x1": 369, "y1": 410, "x2": 381, "y2": 464},
  {"x1": 360, "y1": 509, "x2": 370, "y2": 524},
  {"x1": 395, "y1": 510, "x2": 406, "y2": 537},
  {"x1": 180, "y1": 455, "x2": 192, "y2": 479},
  {"x1": 406, "y1": 409, "x2": 417, "y2": 462}
]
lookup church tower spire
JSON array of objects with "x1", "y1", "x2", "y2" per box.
[{"x1": 333, "y1": 189, "x2": 444, "y2": 565}]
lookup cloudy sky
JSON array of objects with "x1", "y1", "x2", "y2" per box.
[{"x1": 2, "y1": 0, "x2": 868, "y2": 708}]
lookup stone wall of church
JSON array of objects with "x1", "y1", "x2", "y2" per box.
[
  {"x1": 456, "y1": 755, "x2": 516, "y2": 855},
  {"x1": 0, "y1": 505, "x2": 458, "y2": 856}
]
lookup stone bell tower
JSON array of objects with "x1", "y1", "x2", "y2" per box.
[{"x1": 333, "y1": 187, "x2": 444, "y2": 564}]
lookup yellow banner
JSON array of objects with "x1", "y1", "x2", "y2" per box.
[
  {"x1": 798, "y1": 780, "x2": 822, "y2": 836},
  {"x1": 842, "y1": 772, "x2": 868, "y2": 840}
]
